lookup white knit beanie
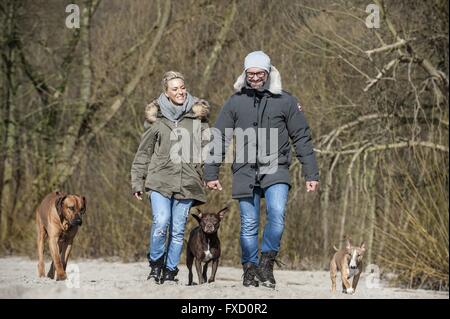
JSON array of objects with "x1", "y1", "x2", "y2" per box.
[{"x1": 244, "y1": 51, "x2": 271, "y2": 72}]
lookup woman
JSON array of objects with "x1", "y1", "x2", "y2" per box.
[{"x1": 131, "y1": 71, "x2": 210, "y2": 284}]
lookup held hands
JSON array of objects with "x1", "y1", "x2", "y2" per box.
[
  {"x1": 206, "y1": 180, "x2": 223, "y2": 191},
  {"x1": 306, "y1": 181, "x2": 319, "y2": 192}
]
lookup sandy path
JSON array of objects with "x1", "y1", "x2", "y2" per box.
[{"x1": 0, "y1": 257, "x2": 447, "y2": 299}]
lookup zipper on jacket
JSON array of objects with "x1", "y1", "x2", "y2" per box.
[{"x1": 254, "y1": 92, "x2": 260, "y2": 185}]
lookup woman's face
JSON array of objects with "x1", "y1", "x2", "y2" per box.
[{"x1": 165, "y1": 78, "x2": 186, "y2": 105}]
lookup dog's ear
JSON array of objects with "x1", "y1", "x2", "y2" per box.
[
  {"x1": 80, "y1": 196, "x2": 87, "y2": 214},
  {"x1": 345, "y1": 239, "x2": 352, "y2": 250},
  {"x1": 216, "y1": 207, "x2": 229, "y2": 220},
  {"x1": 360, "y1": 241, "x2": 366, "y2": 251},
  {"x1": 193, "y1": 208, "x2": 202, "y2": 218},
  {"x1": 55, "y1": 195, "x2": 67, "y2": 217},
  {"x1": 192, "y1": 214, "x2": 202, "y2": 224}
]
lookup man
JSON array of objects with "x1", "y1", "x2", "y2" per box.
[{"x1": 204, "y1": 51, "x2": 319, "y2": 288}]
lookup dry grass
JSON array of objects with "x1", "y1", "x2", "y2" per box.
[{"x1": 375, "y1": 153, "x2": 449, "y2": 290}]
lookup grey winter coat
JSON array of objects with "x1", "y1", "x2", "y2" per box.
[
  {"x1": 203, "y1": 66, "x2": 319, "y2": 199},
  {"x1": 131, "y1": 99, "x2": 210, "y2": 206}
]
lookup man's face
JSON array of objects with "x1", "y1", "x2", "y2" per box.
[{"x1": 246, "y1": 67, "x2": 268, "y2": 89}]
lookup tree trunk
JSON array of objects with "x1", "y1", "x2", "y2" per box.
[
  {"x1": 0, "y1": 0, "x2": 19, "y2": 242},
  {"x1": 366, "y1": 159, "x2": 377, "y2": 265},
  {"x1": 320, "y1": 154, "x2": 340, "y2": 255},
  {"x1": 53, "y1": 0, "x2": 94, "y2": 188},
  {"x1": 50, "y1": 0, "x2": 172, "y2": 188}
]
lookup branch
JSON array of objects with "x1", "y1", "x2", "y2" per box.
[
  {"x1": 347, "y1": 143, "x2": 372, "y2": 176},
  {"x1": 90, "y1": 0, "x2": 170, "y2": 132},
  {"x1": 318, "y1": 113, "x2": 449, "y2": 150},
  {"x1": 90, "y1": 0, "x2": 101, "y2": 17},
  {"x1": 416, "y1": 57, "x2": 449, "y2": 88},
  {"x1": 91, "y1": 12, "x2": 162, "y2": 101},
  {"x1": 373, "y1": 0, "x2": 448, "y2": 89},
  {"x1": 338, "y1": 55, "x2": 372, "y2": 81},
  {"x1": 319, "y1": 113, "x2": 392, "y2": 150},
  {"x1": 374, "y1": 0, "x2": 402, "y2": 43},
  {"x1": 315, "y1": 140, "x2": 449, "y2": 155},
  {"x1": 112, "y1": 0, "x2": 163, "y2": 70},
  {"x1": 364, "y1": 58, "x2": 398, "y2": 91},
  {"x1": 91, "y1": 0, "x2": 171, "y2": 132},
  {"x1": 52, "y1": 0, "x2": 172, "y2": 186},
  {"x1": 198, "y1": 0, "x2": 237, "y2": 97},
  {"x1": 365, "y1": 39, "x2": 407, "y2": 58},
  {"x1": 16, "y1": 38, "x2": 52, "y2": 106},
  {"x1": 56, "y1": 28, "x2": 81, "y2": 97}
]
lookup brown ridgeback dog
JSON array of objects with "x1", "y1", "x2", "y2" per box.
[{"x1": 36, "y1": 191, "x2": 86, "y2": 280}]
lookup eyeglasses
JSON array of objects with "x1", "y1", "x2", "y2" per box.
[{"x1": 246, "y1": 71, "x2": 267, "y2": 79}]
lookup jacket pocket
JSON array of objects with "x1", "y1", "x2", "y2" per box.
[
  {"x1": 147, "y1": 155, "x2": 170, "y2": 175},
  {"x1": 231, "y1": 162, "x2": 246, "y2": 174}
]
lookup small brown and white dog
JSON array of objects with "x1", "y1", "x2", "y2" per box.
[
  {"x1": 330, "y1": 239, "x2": 365, "y2": 294},
  {"x1": 36, "y1": 191, "x2": 86, "y2": 280}
]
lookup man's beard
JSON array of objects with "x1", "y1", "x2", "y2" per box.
[{"x1": 249, "y1": 80, "x2": 265, "y2": 89}]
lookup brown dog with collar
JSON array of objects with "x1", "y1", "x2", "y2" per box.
[
  {"x1": 36, "y1": 191, "x2": 86, "y2": 280},
  {"x1": 330, "y1": 239, "x2": 366, "y2": 294}
]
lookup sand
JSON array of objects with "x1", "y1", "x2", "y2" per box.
[{"x1": 0, "y1": 257, "x2": 447, "y2": 299}]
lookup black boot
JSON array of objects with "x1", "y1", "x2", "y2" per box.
[
  {"x1": 147, "y1": 255, "x2": 164, "y2": 283},
  {"x1": 242, "y1": 263, "x2": 259, "y2": 287},
  {"x1": 256, "y1": 251, "x2": 279, "y2": 288},
  {"x1": 161, "y1": 267, "x2": 179, "y2": 284}
]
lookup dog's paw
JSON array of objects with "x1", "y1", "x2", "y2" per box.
[
  {"x1": 345, "y1": 288, "x2": 354, "y2": 294},
  {"x1": 56, "y1": 273, "x2": 67, "y2": 281},
  {"x1": 62, "y1": 221, "x2": 70, "y2": 231}
]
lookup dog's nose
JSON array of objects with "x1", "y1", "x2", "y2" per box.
[
  {"x1": 350, "y1": 265, "x2": 357, "y2": 269},
  {"x1": 71, "y1": 218, "x2": 82, "y2": 226}
]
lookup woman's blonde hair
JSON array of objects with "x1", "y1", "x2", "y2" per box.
[{"x1": 162, "y1": 71, "x2": 185, "y2": 91}]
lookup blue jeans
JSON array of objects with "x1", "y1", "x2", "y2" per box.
[
  {"x1": 238, "y1": 183, "x2": 289, "y2": 265},
  {"x1": 148, "y1": 191, "x2": 193, "y2": 270}
]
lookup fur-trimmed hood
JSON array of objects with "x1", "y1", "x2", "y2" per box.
[
  {"x1": 145, "y1": 98, "x2": 210, "y2": 123},
  {"x1": 233, "y1": 65, "x2": 282, "y2": 95}
]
